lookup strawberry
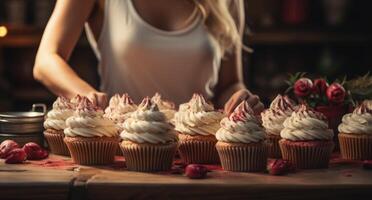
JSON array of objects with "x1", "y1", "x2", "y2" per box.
[
  {"x1": 267, "y1": 159, "x2": 294, "y2": 175},
  {"x1": 5, "y1": 148, "x2": 27, "y2": 164},
  {"x1": 185, "y1": 164, "x2": 208, "y2": 179},
  {"x1": 22, "y1": 142, "x2": 49, "y2": 160},
  {"x1": 0, "y1": 140, "x2": 19, "y2": 159}
]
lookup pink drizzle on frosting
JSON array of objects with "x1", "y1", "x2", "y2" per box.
[
  {"x1": 76, "y1": 97, "x2": 100, "y2": 112},
  {"x1": 138, "y1": 97, "x2": 159, "y2": 111},
  {"x1": 296, "y1": 104, "x2": 327, "y2": 122},
  {"x1": 229, "y1": 101, "x2": 254, "y2": 122},
  {"x1": 354, "y1": 100, "x2": 372, "y2": 115}
]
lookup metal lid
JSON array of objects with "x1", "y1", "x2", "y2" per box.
[{"x1": 0, "y1": 104, "x2": 47, "y2": 123}]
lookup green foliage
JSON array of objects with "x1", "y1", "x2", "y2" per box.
[{"x1": 345, "y1": 72, "x2": 372, "y2": 103}]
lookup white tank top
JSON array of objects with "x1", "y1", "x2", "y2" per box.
[{"x1": 85, "y1": 0, "x2": 222, "y2": 105}]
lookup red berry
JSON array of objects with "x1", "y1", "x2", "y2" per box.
[
  {"x1": 363, "y1": 160, "x2": 372, "y2": 170},
  {"x1": 185, "y1": 164, "x2": 208, "y2": 179},
  {"x1": 0, "y1": 140, "x2": 19, "y2": 159},
  {"x1": 5, "y1": 148, "x2": 27, "y2": 164},
  {"x1": 312, "y1": 79, "x2": 329, "y2": 95},
  {"x1": 22, "y1": 142, "x2": 49, "y2": 160},
  {"x1": 267, "y1": 159, "x2": 294, "y2": 176}
]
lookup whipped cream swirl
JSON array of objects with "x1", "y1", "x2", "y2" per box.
[
  {"x1": 64, "y1": 97, "x2": 118, "y2": 138},
  {"x1": 104, "y1": 94, "x2": 137, "y2": 130},
  {"x1": 120, "y1": 97, "x2": 178, "y2": 144},
  {"x1": 216, "y1": 101, "x2": 265, "y2": 143},
  {"x1": 281, "y1": 105, "x2": 333, "y2": 141},
  {"x1": 44, "y1": 97, "x2": 74, "y2": 130},
  {"x1": 261, "y1": 95, "x2": 297, "y2": 135},
  {"x1": 151, "y1": 93, "x2": 176, "y2": 122},
  {"x1": 174, "y1": 94, "x2": 223, "y2": 136},
  {"x1": 338, "y1": 100, "x2": 372, "y2": 134}
]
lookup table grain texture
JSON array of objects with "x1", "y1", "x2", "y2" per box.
[{"x1": 1, "y1": 154, "x2": 372, "y2": 200}]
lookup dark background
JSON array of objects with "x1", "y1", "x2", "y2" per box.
[{"x1": 0, "y1": 0, "x2": 371, "y2": 111}]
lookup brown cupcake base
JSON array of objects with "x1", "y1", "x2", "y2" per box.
[
  {"x1": 339, "y1": 133, "x2": 372, "y2": 160},
  {"x1": 64, "y1": 136, "x2": 119, "y2": 165},
  {"x1": 266, "y1": 133, "x2": 282, "y2": 158},
  {"x1": 120, "y1": 140, "x2": 178, "y2": 172},
  {"x1": 178, "y1": 133, "x2": 220, "y2": 164},
  {"x1": 279, "y1": 139, "x2": 334, "y2": 169},
  {"x1": 216, "y1": 141, "x2": 267, "y2": 172},
  {"x1": 44, "y1": 129, "x2": 70, "y2": 156}
]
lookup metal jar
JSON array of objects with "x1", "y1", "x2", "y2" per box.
[{"x1": 0, "y1": 104, "x2": 46, "y2": 146}]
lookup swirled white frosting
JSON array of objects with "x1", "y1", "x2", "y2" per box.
[
  {"x1": 338, "y1": 100, "x2": 372, "y2": 134},
  {"x1": 174, "y1": 94, "x2": 223, "y2": 136},
  {"x1": 104, "y1": 94, "x2": 137, "y2": 131},
  {"x1": 64, "y1": 97, "x2": 118, "y2": 138},
  {"x1": 261, "y1": 95, "x2": 297, "y2": 135},
  {"x1": 120, "y1": 97, "x2": 178, "y2": 144},
  {"x1": 280, "y1": 105, "x2": 333, "y2": 141},
  {"x1": 151, "y1": 93, "x2": 176, "y2": 122},
  {"x1": 216, "y1": 101, "x2": 265, "y2": 143},
  {"x1": 44, "y1": 97, "x2": 74, "y2": 130}
]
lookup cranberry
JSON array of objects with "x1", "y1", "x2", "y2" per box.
[
  {"x1": 0, "y1": 140, "x2": 19, "y2": 159},
  {"x1": 5, "y1": 148, "x2": 27, "y2": 164},
  {"x1": 185, "y1": 164, "x2": 208, "y2": 179},
  {"x1": 22, "y1": 142, "x2": 49, "y2": 160}
]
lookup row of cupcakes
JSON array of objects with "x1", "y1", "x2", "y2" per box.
[{"x1": 43, "y1": 92, "x2": 371, "y2": 172}]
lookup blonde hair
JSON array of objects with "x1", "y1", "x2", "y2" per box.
[{"x1": 194, "y1": 0, "x2": 247, "y2": 55}]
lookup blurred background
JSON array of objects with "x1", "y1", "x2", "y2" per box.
[{"x1": 0, "y1": 0, "x2": 371, "y2": 111}]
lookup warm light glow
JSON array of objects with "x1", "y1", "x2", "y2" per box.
[{"x1": 0, "y1": 26, "x2": 8, "y2": 37}]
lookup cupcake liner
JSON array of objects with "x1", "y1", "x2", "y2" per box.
[
  {"x1": 44, "y1": 129, "x2": 70, "y2": 156},
  {"x1": 266, "y1": 133, "x2": 282, "y2": 158},
  {"x1": 116, "y1": 139, "x2": 123, "y2": 156},
  {"x1": 216, "y1": 141, "x2": 267, "y2": 172},
  {"x1": 339, "y1": 133, "x2": 372, "y2": 160},
  {"x1": 178, "y1": 133, "x2": 220, "y2": 164},
  {"x1": 120, "y1": 141, "x2": 178, "y2": 172},
  {"x1": 279, "y1": 139, "x2": 334, "y2": 169},
  {"x1": 64, "y1": 136, "x2": 119, "y2": 165}
]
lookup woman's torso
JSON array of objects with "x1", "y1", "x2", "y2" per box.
[{"x1": 85, "y1": 0, "x2": 222, "y2": 105}]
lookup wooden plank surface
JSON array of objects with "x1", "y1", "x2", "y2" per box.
[
  {"x1": 86, "y1": 162, "x2": 372, "y2": 200},
  {"x1": 0, "y1": 155, "x2": 75, "y2": 200},
  {"x1": 1, "y1": 154, "x2": 372, "y2": 200}
]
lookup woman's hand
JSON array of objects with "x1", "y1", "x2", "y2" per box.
[
  {"x1": 86, "y1": 91, "x2": 108, "y2": 109},
  {"x1": 224, "y1": 89, "x2": 264, "y2": 115}
]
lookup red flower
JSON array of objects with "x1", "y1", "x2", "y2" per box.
[
  {"x1": 312, "y1": 79, "x2": 329, "y2": 95},
  {"x1": 326, "y1": 83, "x2": 346, "y2": 104},
  {"x1": 294, "y1": 78, "x2": 313, "y2": 97}
]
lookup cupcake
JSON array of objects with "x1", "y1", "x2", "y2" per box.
[
  {"x1": 43, "y1": 97, "x2": 73, "y2": 156},
  {"x1": 216, "y1": 101, "x2": 267, "y2": 172},
  {"x1": 174, "y1": 94, "x2": 223, "y2": 164},
  {"x1": 105, "y1": 94, "x2": 137, "y2": 155},
  {"x1": 261, "y1": 95, "x2": 297, "y2": 158},
  {"x1": 104, "y1": 93, "x2": 137, "y2": 131},
  {"x1": 120, "y1": 97, "x2": 179, "y2": 172},
  {"x1": 279, "y1": 105, "x2": 334, "y2": 169},
  {"x1": 338, "y1": 100, "x2": 372, "y2": 160},
  {"x1": 151, "y1": 93, "x2": 176, "y2": 123},
  {"x1": 64, "y1": 97, "x2": 119, "y2": 165}
]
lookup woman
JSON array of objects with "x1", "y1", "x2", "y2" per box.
[{"x1": 33, "y1": 0, "x2": 264, "y2": 114}]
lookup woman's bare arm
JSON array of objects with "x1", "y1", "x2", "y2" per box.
[
  {"x1": 33, "y1": 0, "x2": 107, "y2": 107},
  {"x1": 214, "y1": 0, "x2": 264, "y2": 114}
]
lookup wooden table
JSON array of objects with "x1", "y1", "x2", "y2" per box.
[{"x1": 1, "y1": 155, "x2": 372, "y2": 200}]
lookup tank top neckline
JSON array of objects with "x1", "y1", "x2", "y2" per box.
[{"x1": 128, "y1": 0, "x2": 201, "y2": 36}]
